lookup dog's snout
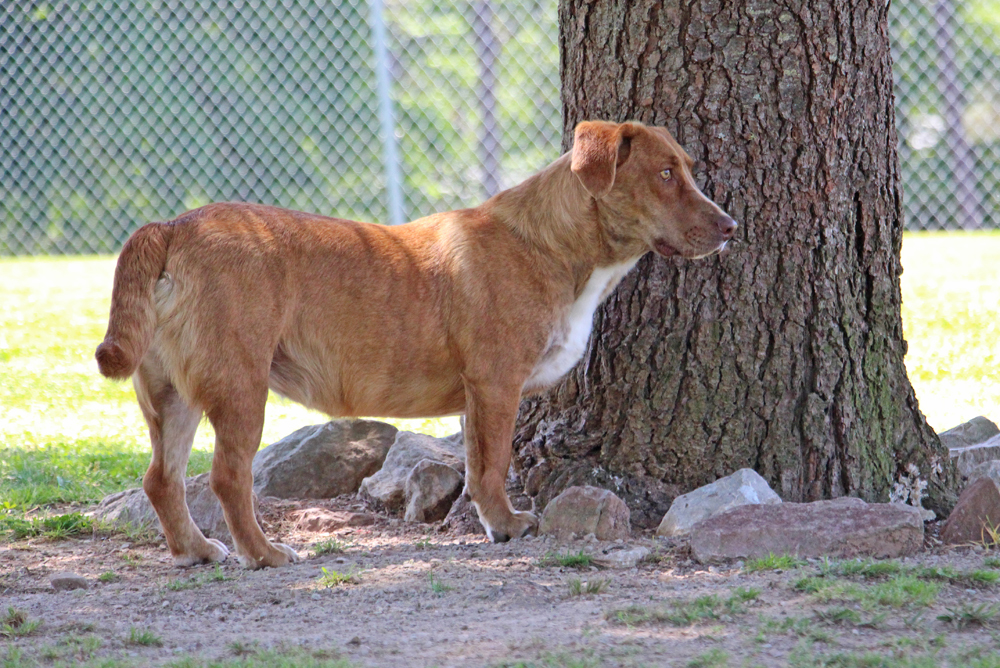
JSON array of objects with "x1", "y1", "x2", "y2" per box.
[{"x1": 716, "y1": 214, "x2": 737, "y2": 240}]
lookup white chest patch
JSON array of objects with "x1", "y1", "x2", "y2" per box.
[{"x1": 525, "y1": 259, "x2": 639, "y2": 391}]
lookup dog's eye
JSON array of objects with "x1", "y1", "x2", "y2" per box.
[{"x1": 660, "y1": 169, "x2": 672, "y2": 181}]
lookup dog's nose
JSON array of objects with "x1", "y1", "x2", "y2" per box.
[{"x1": 716, "y1": 214, "x2": 737, "y2": 240}]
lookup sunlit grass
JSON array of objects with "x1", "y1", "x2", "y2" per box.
[{"x1": 900, "y1": 231, "x2": 1000, "y2": 432}]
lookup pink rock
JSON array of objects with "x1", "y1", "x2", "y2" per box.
[
  {"x1": 942, "y1": 477, "x2": 1000, "y2": 545},
  {"x1": 689, "y1": 497, "x2": 923, "y2": 562}
]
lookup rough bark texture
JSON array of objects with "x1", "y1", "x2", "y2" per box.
[{"x1": 513, "y1": 0, "x2": 957, "y2": 528}]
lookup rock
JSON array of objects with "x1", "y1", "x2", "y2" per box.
[
  {"x1": 93, "y1": 472, "x2": 262, "y2": 546},
  {"x1": 403, "y1": 459, "x2": 464, "y2": 523},
  {"x1": 593, "y1": 545, "x2": 650, "y2": 569},
  {"x1": 689, "y1": 497, "x2": 924, "y2": 563},
  {"x1": 656, "y1": 468, "x2": 781, "y2": 537},
  {"x1": 359, "y1": 431, "x2": 464, "y2": 513},
  {"x1": 289, "y1": 508, "x2": 376, "y2": 532},
  {"x1": 967, "y1": 460, "x2": 1000, "y2": 490},
  {"x1": 50, "y1": 572, "x2": 88, "y2": 591},
  {"x1": 539, "y1": 486, "x2": 630, "y2": 541},
  {"x1": 951, "y1": 433, "x2": 1000, "y2": 481},
  {"x1": 441, "y1": 493, "x2": 486, "y2": 535},
  {"x1": 940, "y1": 416, "x2": 1000, "y2": 450},
  {"x1": 253, "y1": 420, "x2": 398, "y2": 499},
  {"x1": 941, "y1": 478, "x2": 1000, "y2": 545}
]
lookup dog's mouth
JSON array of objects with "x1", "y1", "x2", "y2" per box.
[{"x1": 652, "y1": 239, "x2": 679, "y2": 257}]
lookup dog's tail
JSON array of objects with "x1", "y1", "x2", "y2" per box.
[{"x1": 95, "y1": 222, "x2": 173, "y2": 379}]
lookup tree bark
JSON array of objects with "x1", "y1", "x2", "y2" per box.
[{"x1": 513, "y1": 0, "x2": 956, "y2": 528}]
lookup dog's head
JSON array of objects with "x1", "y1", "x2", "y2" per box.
[{"x1": 570, "y1": 120, "x2": 737, "y2": 259}]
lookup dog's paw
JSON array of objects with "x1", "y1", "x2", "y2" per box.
[
  {"x1": 172, "y1": 538, "x2": 230, "y2": 568},
  {"x1": 486, "y1": 510, "x2": 538, "y2": 544},
  {"x1": 236, "y1": 542, "x2": 300, "y2": 569}
]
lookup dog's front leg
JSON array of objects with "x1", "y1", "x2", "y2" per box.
[{"x1": 463, "y1": 380, "x2": 537, "y2": 542}]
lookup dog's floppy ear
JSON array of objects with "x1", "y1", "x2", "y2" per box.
[{"x1": 571, "y1": 121, "x2": 634, "y2": 199}]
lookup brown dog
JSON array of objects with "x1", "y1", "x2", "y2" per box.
[{"x1": 96, "y1": 120, "x2": 736, "y2": 569}]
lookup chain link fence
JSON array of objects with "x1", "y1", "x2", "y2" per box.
[{"x1": 2, "y1": 2, "x2": 998, "y2": 255}]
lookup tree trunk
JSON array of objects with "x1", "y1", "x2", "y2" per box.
[{"x1": 513, "y1": 0, "x2": 956, "y2": 528}]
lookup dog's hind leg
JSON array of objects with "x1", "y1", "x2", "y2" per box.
[
  {"x1": 463, "y1": 381, "x2": 538, "y2": 543},
  {"x1": 205, "y1": 382, "x2": 299, "y2": 569},
  {"x1": 135, "y1": 359, "x2": 229, "y2": 567}
]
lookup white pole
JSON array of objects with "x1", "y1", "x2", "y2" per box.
[{"x1": 371, "y1": 0, "x2": 405, "y2": 225}]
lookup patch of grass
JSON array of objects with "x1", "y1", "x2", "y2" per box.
[
  {"x1": 98, "y1": 571, "x2": 119, "y2": 583},
  {"x1": 0, "y1": 511, "x2": 94, "y2": 540},
  {"x1": 119, "y1": 551, "x2": 142, "y2": 566},
  {"x1": 937, "y1": 602, "x2": 999, "y2": 629},
  {"x1": 428, "y1": 572, "x2": 453, "y2": 595},
  {"x1": 538, "y1": 550, "x2": 594, "y2": 569},
  {"x1": 413, "y1": 538, "x2": 432, "y2": 550},
  {"x1": 126, "y1": 626, "x2": 163, "y2": 647},
  {"x1": 228, "y1": 640, "x2": 260, "y2": 656},
  {"x1": 814, "y1": 607, "x2": 862, "y2": 626},
  {"x1": 802, "y1": 574, "x2": 940, "y2": 609},
  {"x1": 567, "y1": 578, "x2": 607, "y2": 596},
  {"x1": 0, "y1": 607, "x2": 40, "y2": 638},
  {"x1": 609, "y1": 587, "x2": 758, "y2": 626},
  {"x1": 984, "y1": 556, "x2": 1000, "y2": 569},
  {"x1": 687, "y1": 649, "x2": 729, "y2": 668},
  {"x1": 164, "y1": 647, "x2": 356, "y2": 668},
  {"x1": 758, "y1": 615, "x2": 834, "y2": 643},
  {"x1": 39, "y1": 634, "x2": 102, "y2": 662},
  {"x1": 165, "y1": 576, "x2": 202, "y2": 591},
  {"x1": 317, "y1": 567, "x2": 359, "y2": 588},
  {"x1": 312, "y1": 539, "x2": 347, "y2": 556},
  {"x1": 744, "y1": 553, "x2": 806, "y2": 573}
]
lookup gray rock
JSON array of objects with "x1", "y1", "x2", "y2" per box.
[
  {"x1": 967, "y1": 460, "x2": 1000, "y2": 490},
  {"x1": 539, "y1": 486, "x2": 631, "y2": 541},
  {"x1": 50, "y1": 572, "x2": 88, "y2": 591},
  {"x1": 941, "y1": 477, "x2": 1000, "y2": 545},
  {"x1": 359, "y1": 431, "x2": 464, "y2": 513},
  {"x1": 656, "y1": 468, "x2": 781, "y2": 537},
  {"x1": 951, "y1": 433, "x2": 1000, "y2": 480},
  {"x1": 403, "y1": 459, "x2": 464, "y2": 523},
  {"x1": 940, "y1": 416, "x2": 1000, "y2": 451},
  {"x1": 252, "y1": 420, "x2": 398, "y2": 499},
  {"x1": 593, "y1": 545, "x2": 650, "y2": 569},
  {"x1": 441, "y1": 493, "x2": 486, "y2": 535},
  {"x1": 93, "y1": 472, "x2": 261, "y2": 546},
  {"x1": 689, "y1": 497, "x2": 924, "y2": 563}
]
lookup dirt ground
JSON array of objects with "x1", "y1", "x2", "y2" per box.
[{"x1": 4, "y1": 498, "x2": 1000, "y2": 668}]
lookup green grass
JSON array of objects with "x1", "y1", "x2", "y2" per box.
[
  {"x1": 567, "y1": 577, "x2": 607, "y2": 596},
  {"x1": 0, "y1": 607, "x2": 41, "y2": 638},
  {"x1": 744, "y1": 553, "x2": 806, "y2": 573},
  {"x1": 538, "y1": 550, "x2": 595, "y2": 569},
  {"x1": 125, "y1": 626, "x2": 162, "y2": 647},
  {"x1": 312, "y1": 539, "x2": 348, "y2": 556},
  {"x1": 317, "y1": 567, "x2": 359, "y2": 588},
  {"x1": 0, "y1": 257, "x2": 459, "y2": 523},
  {"x1": 801, "y1": 574, "x2": 941, "y2": 609},
  {"x1": 608, "y1": 587, "x2": 760, "y2": 626},
  {"x1": 901, "y1": 231, "x2": 1000, "y2": 431},
  {"x1": 0, "y1": 511, "x2": 94, "y2": 540}
]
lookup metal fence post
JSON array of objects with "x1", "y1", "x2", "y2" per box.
[{"x1": 371, "y1": 0, "x2": 405, "y2": 225}]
